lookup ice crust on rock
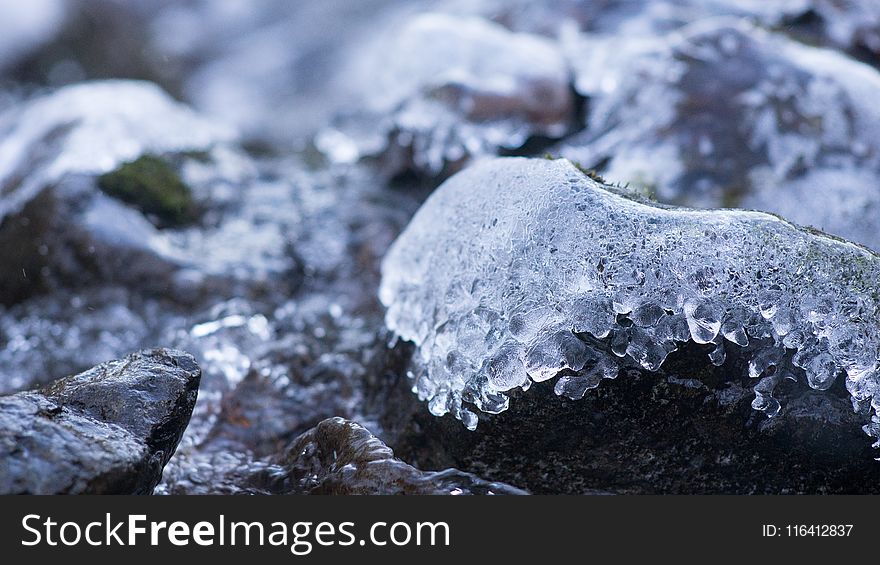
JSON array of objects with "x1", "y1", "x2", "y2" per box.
[
  {"x1": 455, "y1": 0, "x2": 880, "y2": 57},
  {"x1": 558, "y1": 18, "x2": 880, "y2": 251},
  {"x1": 380, "y1": 157, "x2": 880, "y2": 441},
  {"x1": 319, "y1": 12, "x2": 573, "y2": 175},
  {"x1": 0, "y1": 80, "x2": 296, "y2": 306},
  {"x1": 0, "y1": 80, "x2": 235, "y2": 223}
]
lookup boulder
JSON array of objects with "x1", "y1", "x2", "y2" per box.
[
  {"x1": 378, "y1": 157, "x2": 880, "y2": 493},
  {"x1": 0, "y1": 348, "x2": 200, "y2": 494},
  {"x1": 267, "y1": 417, "x2": 527, "y2": 495}
]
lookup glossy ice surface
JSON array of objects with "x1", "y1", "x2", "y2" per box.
[{"x1": 381, "y1": 158, "x2": 880, "y2": 442}]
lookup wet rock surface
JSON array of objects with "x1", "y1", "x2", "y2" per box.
[
  {"x1": 158, "y1": 417, "x2": 526, "y2": 495},
  {"x1": 380, "y1": 342, "x2": 880, "y2": 494},
  {"x1": 0, "y1": 348, "x2": 200, "y2": 494},
  {"x1": 2, "y1": 1, "x2": 880, "y2": 495},
  {"x1": 268, "y1": 418, "x2": 526, "y2": 495}
]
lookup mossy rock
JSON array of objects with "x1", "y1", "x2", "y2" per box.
[{"x1": 98, "y1": 155, "x2": 198, "y2": 228}]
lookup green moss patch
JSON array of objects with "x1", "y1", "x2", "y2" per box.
[{"x1": 98, "y1": 155, "x2": 198, "y2": 228}]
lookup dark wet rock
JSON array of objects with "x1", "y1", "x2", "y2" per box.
[
  {"x1": 266, "y1": 417, "x2": 527, "y2": 495},
  {"x1": 0, "y1": 176, "x2": 184, "y2": 306},
  {"x1": 379, "y1": 341, "x2": 880, "y2": 494},
  {"x1": 0, "y1": 348, "x2": 200, "y2": 494}
]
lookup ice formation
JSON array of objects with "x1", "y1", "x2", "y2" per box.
[
  {"x1": 0, "y1": 80, "x2": 235, "y2": 223},
  {"x1": 558, "y1": 18, "x2": 880, "y2": 250},
  {"x1": 453, "y1": 0, "x2": 880, "y2": 55},
  {"x1": 380, "y1": 157, "x2": 880, "y2": 441},
  {"x1": 319, "y1": 12, "x2": 573, "y2": 174}
]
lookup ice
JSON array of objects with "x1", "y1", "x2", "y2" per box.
[
  {"x1": 321, "y1": 12, "x2": 573, "y2": 176},
  {"x1": 684, "y1": 299, "x2": 723, "y2": 344},
  {"x1": 380, "y1": 157, "x2": 880, "y2": 439},
  {"x1": 0, "y1": 80, "x2": 235, "y2": 223},
  {"x1": 524, "y1": 330, "x2": 591, "y2": 382},
  {"x1": 557, "y1": 17, "x2": 880, "y2": 251}
]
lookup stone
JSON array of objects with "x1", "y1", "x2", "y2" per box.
[
  {"x1": 379, "y1": 157, "x2": 880, "y2": 487},
  {"x1": 266, "y1": 417, "x2": 527, "y2": 495},
  {"x1": 0, "y1": 349, "x2": 200, "y2": 494}
]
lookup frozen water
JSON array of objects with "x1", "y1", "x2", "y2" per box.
[
  {"x1": 558, "y1": 18, "x2": 880, "y2": 251},
  {"x1": 321, "y1": 12, "x2": 573, "y2": 175},
  {"x1": 2, "y1": 0, "x2": 879, "y2": 492},
  {"x1": 380, "y1": 157, "x2": 880, "y2": 444},
  {"x1": 0, "y1": 80, "x2": 235, "y2": 223},
  {"x1": 456, "y1": 0, "x2": 880, "y2": 58}
]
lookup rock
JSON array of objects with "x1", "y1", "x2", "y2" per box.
[
  {"x1": 378, "y1": 157, "x2": 880, "y2": 486},
  {"x1": 266, "y1": 417, "x2": 527, "y2": 494},
  {"x1": 0, "y1": 80, "x2": 233, "y2": 216},
  {"x1": 318, "y1": 12, "x2": 575, "y2": 177},
  {"x1": 0, "y1": 80, "x2": 305, "y2": 310},
  {"x1": 379, "y1": 342, "x2": 880, "y2": 494},
  {"x1": 0, "y1": 348, "x2": 200, "y2": 494},
  {"x1": 3, "y1": 1, "x2": 423, "y2": 145},
  {"x1": 558, "y1": 18, "x2": 880, "y2": 250},
  {"x1": 5, "y1": 1, "x2": 179, "y2": 90},
  {"x1": 0, "y1": 80, "x2": 238, "y2": 306},
  {"x1": 161, "y1": 0, "x2": 417, "y2": 144}
]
